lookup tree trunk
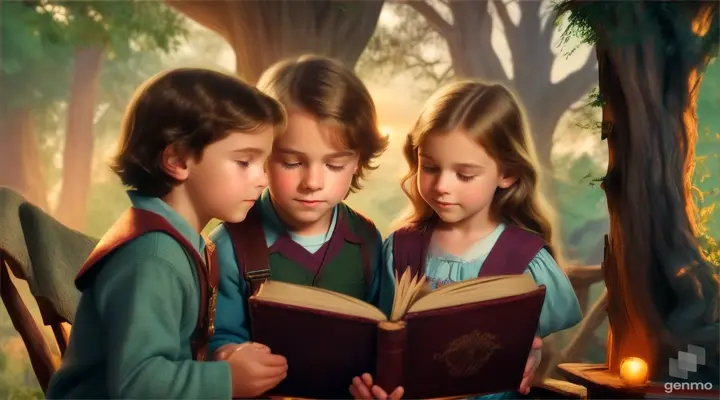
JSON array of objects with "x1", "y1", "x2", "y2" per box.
[
  {"x1": 168, "y1": 0, "x2": 384, "y2": 83},
  {"x1": 54, "y1": 47, "x2": 105, "y2": 232},
  {"x1": 0, "y1": 109, "x2": 48, "y2": 210},
  {"x1": 598, "y1": 2, "x2": 719, "y2": 380}
]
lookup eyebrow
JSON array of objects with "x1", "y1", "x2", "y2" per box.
[
  {"x1": 231, "y1": 147, "x2": 265, "y2": 156},
  {"x1": 454, "y1": 162, "x2": 483, "y2": 170},
  {"x1": 419, "y1": 154, "x2": 483, "y2": 170},
  {"x1": 276, "y1": 148, "x2": 355, "y2": 159}
]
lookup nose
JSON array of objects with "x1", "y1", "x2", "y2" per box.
[
  {"x1": 301, "y1": 164, "x2": 324, "y2": 192},
  {"x1": 255, "y1": 165, "x2": 268, "y2": 188},
  {"x1": 434, "y1": 171, "x2": 452, "y2": 195}
]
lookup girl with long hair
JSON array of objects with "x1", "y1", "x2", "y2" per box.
[{"x1": 351, "y1": 81, "x2": 582, "y2": 400}]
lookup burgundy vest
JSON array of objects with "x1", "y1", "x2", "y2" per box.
[
  {"x1": 75, "y1": 207, "x2": 219, "y2": 361},
  {"x1": 224, "y1": 203, "x2": 376, "y2": 296},
  {"x1": 392, "y1": 221, "x2": 552, "y2": 278}
]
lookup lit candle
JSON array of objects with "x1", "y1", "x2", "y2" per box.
[{"x1": 620, "y1": 357, "x2": 649, "y2": 386}]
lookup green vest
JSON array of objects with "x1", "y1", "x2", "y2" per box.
[{"x1": 268, "y1": 205, "x2": 374, "y2": 300}]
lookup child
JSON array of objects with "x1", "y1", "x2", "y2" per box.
[
  {"x1": 47, "y1": 68, "x2": 288, "y2": 399},
  {"x1": 209, "y1": 56, "x2": 394, "y2": 361},
  {"x1": 350, "y1": 81, "x2": 582, "y2": 400}
]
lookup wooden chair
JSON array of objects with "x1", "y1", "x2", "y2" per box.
[
  {"x1": 1, "y1": 253, "x2": 70, "y2": 392},
  {"x1": 0, "y1": 187, "x2": 97, "y2": 393}
]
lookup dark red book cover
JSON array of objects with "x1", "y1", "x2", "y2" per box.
[{"x1": 249, "y1": 286, "x2": 546, "y2": 399}]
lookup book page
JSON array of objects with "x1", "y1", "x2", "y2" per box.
[
  {"x1": 408, "y1": 273, "x2": 539, "y2": 313},
  {"x1": 389, "y1": 269, "x2": 431, "y2": 321},
  {"x1": 253, "y1": 280, "x2": 387, "y2": 321}
]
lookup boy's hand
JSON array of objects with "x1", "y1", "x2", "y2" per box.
[
  {"x1": 349, "y1": 373, "x2": 404, "y2": 400},
  {"x1": 519, "y1": 337, "x2": 543, "y2": 395},
  {"x1": 225, "y1": 342, "x2": 288, "y2": 398},
  {"x1": 213, "y1": 343, "x2": 246, "y2": 361}
]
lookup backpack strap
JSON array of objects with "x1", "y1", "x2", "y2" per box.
[
  {"x1": 223, "y1": 204, "x2": 270, "y2": 297},
  {"x1": 478, "y1": 225, "x2": 550, "y2": 277},
  {"x1": 75, "y1": 207, "x2": 218, "y2": 361},
  {"x1": 392, "y1": 220, "x2": 435, "y2": 277},
  {"x1": 339, "y1": 204, "x2": 376, "y2": 290}
]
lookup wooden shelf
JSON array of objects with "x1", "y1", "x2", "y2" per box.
[
  {"x1": 558, "y1": 363, "x2": 646, "y2": 399},
  {"x1": 558, "y1": 363, "x2": 720, "y2": 399}
]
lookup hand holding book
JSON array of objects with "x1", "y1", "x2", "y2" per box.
[{"x1": 519, "y1": 338, "x2": 543, "y2": 394}]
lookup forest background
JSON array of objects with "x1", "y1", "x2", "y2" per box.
[{"x1": 1, "y1": 1, "x2": 717, "y2": 397}]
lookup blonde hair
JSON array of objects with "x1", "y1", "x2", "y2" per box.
[
  {"x1": 398, "y1": 80, "x2": 564, "y2": 257},
  {"x1": 256, "y1": 55, "x2": 389, "y2": 193}
]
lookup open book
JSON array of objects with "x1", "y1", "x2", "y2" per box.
[{"x1": 248, "y1": 270, "x2": 546, "y2": 399}]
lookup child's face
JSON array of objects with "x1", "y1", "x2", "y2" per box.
[
  {"x1": 184, "y1": 128, "x2": 274, "y2": 223},
  {"x1": 417, "y1": 129, "x2": 515, "y2": 226},
  {"x1": 267, "y1": 109, "x2": 359, "y2": 232}
]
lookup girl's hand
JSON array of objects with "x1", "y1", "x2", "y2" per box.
[
  {"x1": 349, "y1": 373, "x2": 404, "y2": 400},
  {"x1": 519, "y1": 337, "x2": 543, "y2": 394}
]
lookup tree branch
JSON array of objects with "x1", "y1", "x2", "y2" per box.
[
  {"x1": 164, "y1": 0, "x2": 231, "y2": 43},
  {"x1": 551, "y1": 52, "x2": 598, "y2": 110},
  {"x1": 492, "y1": 0, "x2": 519, "y2": 48},
  {"x1": 541, "y1": 7, "x2": 556, "y2": 45},
  {"x1": 437, "y1": 64, "x2": 454, "y2": 83},
  {"x1": 395, "y1": 0, "x2": 454, "y2": 40}
]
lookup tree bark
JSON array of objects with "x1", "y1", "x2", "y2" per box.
[
  {"x1": 167, "y1": 0, "x2": 384, "y2": 83},
  {"x1": 598, "y1": 2, "x2": 719, "y2": 380},
  {"x1": 0, "y1": 109, "x2": 48, "y2": 210},
  {"x1": 54, "y1": 47, "x2": 105, "y2": 232}
]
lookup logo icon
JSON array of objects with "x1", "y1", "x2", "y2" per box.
[{"x1": 669, "y1": 344, "x2": 706, "y2": 379}]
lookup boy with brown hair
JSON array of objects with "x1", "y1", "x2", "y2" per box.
[
  {"x1": 47, "y1": 68, "x2": 288, "y2": 399},
  {"x1": 209, "y1": 55, "x2": 394, "y2": 397}
]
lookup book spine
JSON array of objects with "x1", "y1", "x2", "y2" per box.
[{"x1": 375, "y1": 321, "x2": 407, "y2": 393}]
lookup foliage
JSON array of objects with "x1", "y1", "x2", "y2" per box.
[
  {"x1": 695, "y1": 58, "x2": 720, "y2": 268},
  {"x1": 1, "y1": 0, "x2": 187, "y2": 114},
  {"x1": 554, "y1": 1, "x2": 718, "y2": 61},
  {"x1": 555, "y1": 154, "x2": 609, "y2": 264},
  {"x1": 1, "y1": 2, "x2": 73, "y2": 114}
]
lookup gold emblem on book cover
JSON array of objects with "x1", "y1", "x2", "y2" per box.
[{"x1": 433, "y1": 330, "x2": 502, "y2": 377}]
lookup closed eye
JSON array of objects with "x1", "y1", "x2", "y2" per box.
[
  {"x1": 282, "y1": 162, "x2": 301, "y2": 169},
  {"x1": 457, "y1": 173, "x2": 476, "y2": 182}
]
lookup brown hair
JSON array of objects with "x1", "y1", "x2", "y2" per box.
[
  {"x1": 111, "y1": 68, "x2": 285, "y2": 197},
  {"x1": 398, "y1": 80, "x2": 563, "y2": 256},
  {"x1": 256, "y1": 55, "x2": 388, "y2": 193}
]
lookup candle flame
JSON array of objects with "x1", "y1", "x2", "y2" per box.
[{"x1": 620, "y1": 357, "x2": 649, "y2": 386}]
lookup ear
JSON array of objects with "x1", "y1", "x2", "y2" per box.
[
  {"x1": 498, "y1": 172, "x2": 518, "y2": 189},
  {"x1": 161, "y1": 145, "x2": 190, "y2": 181}
]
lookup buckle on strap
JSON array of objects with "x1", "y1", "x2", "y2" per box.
[{"x1": 245, "y1": 268, "x2": 271, "y2": 282}]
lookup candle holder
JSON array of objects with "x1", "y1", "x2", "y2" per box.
[{"x1": 558, "y1": 363, "x2": 648, "y2": 399}]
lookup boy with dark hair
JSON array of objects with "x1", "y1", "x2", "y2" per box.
[{"x1": 47, "y1": 68, "x2": 288, "y2": 399}]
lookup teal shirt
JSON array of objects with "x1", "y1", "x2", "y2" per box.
[
  {"x1": 382, "y1": 223, "x2": 582, "y2": 399},
  {"x1": 209, "y1": 190, "x2": 395, "y2": 352},
  {"x1": 47, "y1": 192, "x2": 231, "y2": 399}
]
